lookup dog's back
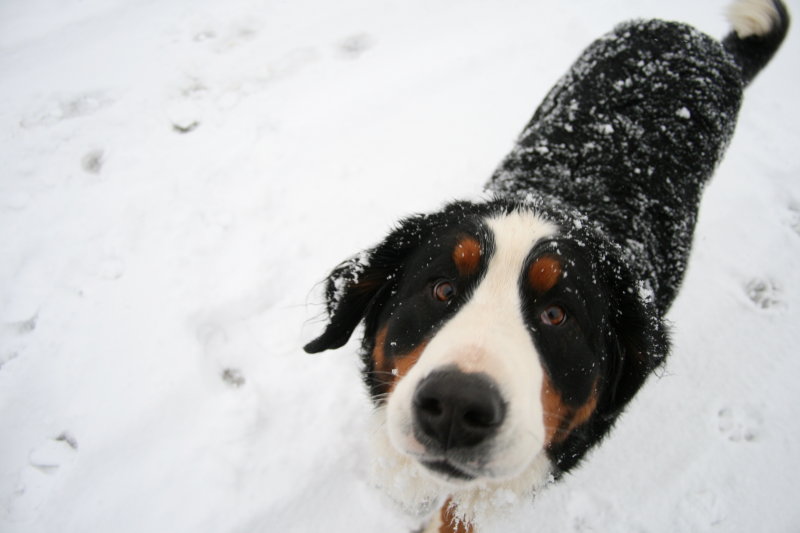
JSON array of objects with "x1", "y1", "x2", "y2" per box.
[{"x1": 488, "y1": 0, "x2": 790, "y2": 314}]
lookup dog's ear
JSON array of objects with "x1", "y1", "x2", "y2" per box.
[
  {"x1": 303, "y1": 213, "x2": 436, "y2": 354},
  {"x1": 602, "y1": 259, "x2": 670, "y2": 417},
  {"x1": 303, "y1": 251, "x2": 382, "y2": 353}
]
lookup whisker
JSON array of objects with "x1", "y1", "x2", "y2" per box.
[
  {"x1": 365, "y1": 370, "x2": 398, "y2": 377},
  {"x1": 370, "y1": 393, "x2": 392, "y2": 401}
]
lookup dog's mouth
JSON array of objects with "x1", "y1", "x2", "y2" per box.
[{"x1": 420, "y1": 459, "x2": 477, "y2": 481}]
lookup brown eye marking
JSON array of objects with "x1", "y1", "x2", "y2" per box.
[
  {"x1": 540, "y1": 305, "x2": 567, "y2": 326},
  {"x1": 541, "y1": 376, "x2": 599, "y2": 447},
  {"x1": 528, "y1": 255, "x2": 562, "y2": 293},
  {"x1": 452, "y1": 236, "x2": 481, "y2": 276},
  {"x1": 433, "y1": 280, "x2": 457, "y2": 302}
]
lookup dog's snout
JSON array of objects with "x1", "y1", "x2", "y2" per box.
[{"x1": 412, "y1": 369, "x2": 506, "y2": 450}]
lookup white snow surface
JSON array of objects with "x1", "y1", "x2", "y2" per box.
[{"x1": 1, "y1": 0, "x2": 798, "y2": 531}]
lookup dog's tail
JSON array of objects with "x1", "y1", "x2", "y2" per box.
[{"x1": 723, "y1": 0, "x2": 790, "y2": 85}]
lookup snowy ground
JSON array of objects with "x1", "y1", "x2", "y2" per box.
[{"x1": 1, "y1": 0, "x2": 799, "y2": 531}]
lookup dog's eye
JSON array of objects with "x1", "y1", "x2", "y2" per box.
[
  {"x1": 432, "y1": 280, "x2": 457, "y2": 302},
  {"x1": 540, "y1": 305, "x2": 567, "y2": 326}
]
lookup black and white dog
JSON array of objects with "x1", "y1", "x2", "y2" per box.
[{"x1": 305, "y1": 0, "x2": 789, "y2": 530}]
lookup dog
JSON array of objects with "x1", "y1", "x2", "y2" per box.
[{"x1": 304, "y1": 0, "x2": 789, "y2": 531}]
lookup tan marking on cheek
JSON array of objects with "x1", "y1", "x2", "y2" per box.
[
  {"x1": 439, "y1": 499, "x2": 474, "y2": 533},
  {"x1": 452, "y1": 236, "x2": 481, "y2": 277},
  {"x1": 569, "y1": 391, "x2": 598, "y2": 433},
  {"x1": 541, "y1": 376, "x2": 570, "y2": 446},
  {"x1": 389, "y1": 339, "x2": 428, "y2": 393},
  {"x1": 541, "y1": 376, "x2": 599, "y2": 446},
  {"x1": 372, "y1": 326, "x2": 390, "y2": 375},
  {"x1": 371, "y1": 325, "x2": 395, "y2": 397},
  {"x1": 528, "y1": 255, "x2": 562, "y2": 293},
  {"x1": 371, "y1": 325, "x2": 428, "y2": 394}
]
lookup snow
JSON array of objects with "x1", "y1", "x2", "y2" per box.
[{"x1": 0, "y1": 0, "x2": 798, "y2": 532}]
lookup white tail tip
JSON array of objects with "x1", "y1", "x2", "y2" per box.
[{"x1": 727, "y1": 0, "x2": 781, "y2": 38}]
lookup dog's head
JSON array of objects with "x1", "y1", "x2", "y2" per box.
[{"x1": 305, "y1": 200, "x2": 667, "y2": 493}]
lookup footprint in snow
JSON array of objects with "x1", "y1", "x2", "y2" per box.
[
  {"x1": 8, "y1": 433, "x2": 78, "y2": 521},
  {"x1": 0, "y1": 314, "x2": 37, "y2": 371},
  {"x1": 221, "y1": 367, "x2": 246, "y2": 388},
  {"x1": 676, "y1": 488, "x2": 726, "y2": 531},
  {"x1": 337, "y1": 33, "x2": 374, "y2": 59},
  {"x1": 29, "y1": 432, "x2": 79, "y2": 473},
  {"x1": 3, "y1": 314, "x2": 37, "y2": 335},
  {"x1": 189, "y1": 21, "x2": 258, "y2": 53},
  {"x1": 165, "y1": 99, "x2": 202, "y2": 134},
  {"x1": 717, "y1": 405, "x2": 763, "y2": 443},
  {"x1": 566, "y1": 490, "x2": 619, "y2": 532},
  {"x1": 744, "y1": 278, "x2": 781, "y2": 309},
  {"x1": 81, "y1": 149, "x2": 105, "y2": 174},
  {"x1": 196, "y1": 323, "x2": 249, "y2": 389},
  {"x1": 20, "y1": 92, "x2": 111, "y2": 128}
]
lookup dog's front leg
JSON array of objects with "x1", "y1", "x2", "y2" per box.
[{"x1": 416, "y1": 499, "x2": 474, "y2": 533}]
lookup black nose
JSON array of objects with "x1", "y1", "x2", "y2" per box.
[{"x1": 412, "y1": 368, "x2": 506, "y2": 451}]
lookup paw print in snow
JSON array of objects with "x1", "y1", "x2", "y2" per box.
[
  {"x1": 222, "y1": 367, "x2": 246, "y2": 388},
  {"x1": 744, "y1": 278, "x2": 781, "y2": 309},
  {"x1": 81, "y1": 149, "x2": 105, "y2": 174},
  {"x1": 29, "y1": 432, "x2": 79, "y2": 473},
  {"x1": 337, "y1": 33, "x2": 374, "y2": 59},
  {"x1": 8, "y1": 433, "x2": 78, "y2": 521},
  {"x1": 717, "y1": 406, "x2": 763, "y2": 443},
  {"x1": 1, "y1": 313, "x2": 37, "y2": 370},
  {"x1": 20, "y1": 92, "x2": 111, "y2": 128},
  {"x1": 165, "y1": 99, "x2": 202, "y2": 134},
  {"x1": 676, "y1": 489, "x2": 726, "y2": 531},
  {"x1": 567, "y1": 490, "x2": 618, "y2": 532}
]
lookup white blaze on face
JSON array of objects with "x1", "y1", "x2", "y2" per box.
[{"x1": 385, "y1": 210, "x2": 558, "y2": 482}]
